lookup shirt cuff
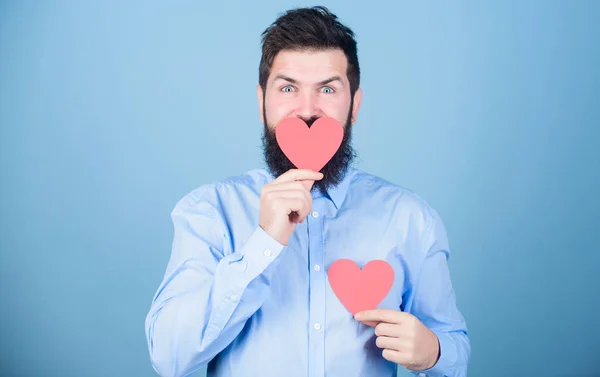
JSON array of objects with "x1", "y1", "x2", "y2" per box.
[
  {"x1": 226, "y1": 225, "x2": 286, "y2": 279},
  {"x1": 412, "y1": 330, "x2": 457, "y2": 377},
  {"x1": 206, "y1": 226, "x2": 286, "y2": 338}
]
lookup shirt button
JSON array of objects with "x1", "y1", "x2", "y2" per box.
[
  {"x1": 419, "y1": 373, "x2": 426, "y2": 377},
  {"x1": 230, "y1": 294, "x2": 238, "y2": 302},
  {"x1": 312, "y1": 211, "x2": 319, "y2": 218},
  {"x1": 313, "y1": 264, "x2": 321, "y2": 272},
  {"x1": 313, "y1": 323, "x2": 321, "y2": 331},
  {"x1": 263, "y1": 249, "x2": 272, "y2": 257}
]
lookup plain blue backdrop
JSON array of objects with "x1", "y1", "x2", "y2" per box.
[{"x1": 1, "y1": 1, "x2": 599, "y2": 376}]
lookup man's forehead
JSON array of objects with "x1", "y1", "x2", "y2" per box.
[{"x1": 269, "y1": 48, "x2": 348, "y2": 83}]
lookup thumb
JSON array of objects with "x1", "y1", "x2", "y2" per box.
[{"x1": 301, "y1": 179, "x2": 315, "y2": 191}]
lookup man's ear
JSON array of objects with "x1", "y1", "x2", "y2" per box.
[
  {"x1": 257, "y1": 84, "x2": 264, "y2": 124},
  {"x1": 351, "y1": 87, "x2": 362, "y2": 125}
]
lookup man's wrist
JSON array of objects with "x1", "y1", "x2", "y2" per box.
[
  {"x1": 428, "y1": 332, "x2": 441, "y2": 369},
  {"x1": 419, "y1": 329, "x2": 441, "y2": 371}
]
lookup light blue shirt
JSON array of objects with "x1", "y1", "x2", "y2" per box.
[{"x1": 145, "y1": 167, "x2": 470, "y2": 377}]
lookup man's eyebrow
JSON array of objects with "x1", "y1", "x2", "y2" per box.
[
  {"x1": 317, "y1": 75, "x2": 344, "y2": 86},
  {"x1": 273, "y1": 74, "x2": 298, "y2": 84},
  {"x1": 272, "y1": 74, "x2": 344, "y2": 86}
]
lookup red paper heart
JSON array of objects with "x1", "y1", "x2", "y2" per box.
[
  {"x1": 327, "y1": 259, "x2": 394, "y2": 315},
  {"x1": 275, "y1": 117, "x2": 343, "y2": 172}
]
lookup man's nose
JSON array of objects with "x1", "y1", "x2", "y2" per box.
[{"x1": 295, "y1": 91, "x2": 322, "y2": 122}]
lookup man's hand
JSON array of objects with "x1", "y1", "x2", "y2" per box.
[
  {"x1": 259, "y1": 168, "x2": 323, "y2": 246},
  {"x1": 354, "y1": 309, "x2": 440, "y2": 372}
]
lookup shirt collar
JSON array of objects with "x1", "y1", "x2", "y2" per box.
[{"x1": 263, "y1": 167, "x2": 356, "y2": 210}]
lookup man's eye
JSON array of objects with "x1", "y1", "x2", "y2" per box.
[
  {"x1": 281, "y1": 85, "x2": 295, "y2": 92},
  {"x1": 321, "y1": 86, "x2": 334, "y2": 94}
]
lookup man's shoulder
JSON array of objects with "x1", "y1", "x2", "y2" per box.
[
  {"x1": 351, "y1": 169, "x2": 440, "y2": 220},
  {"x1": 196, "y1": 168, "x2": 269, "y2": 193},
  {"x1": 172, "y1": 168, "x2": 270, "y2": 209}
]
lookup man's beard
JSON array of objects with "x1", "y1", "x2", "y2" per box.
[{"x1": 260, "y1": 101, "x2": 357, "y2": 195}]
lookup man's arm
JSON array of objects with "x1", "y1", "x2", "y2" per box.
[
  {"x1": 144, "y1": 187, "x2": 285, "y2": 377},
  {"x1": 406, "y1": 210, "x2": 471, "y2": 377}
]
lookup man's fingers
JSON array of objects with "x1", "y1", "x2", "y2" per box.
[
  {"x1": 272, "y1": 169, "x2": 323, "y2": 184},
  {"x1": 282, "y1": 198, "x2": 307, "y2": 216},
  {"x1": 265, "y1": 169, "x2": 321, "y2": 224},
  {"x1": 265, "y1": 189, "x2": 310, "y2": 203},
  {"x1": 354, "y1": 309, "x2": 406, "y2": 325},
  {"x1": 360, "y1": 320, "x2": 379, "y2": 327},
  {"x1": 267, "y1": 190, "x2": 311, "y2": 219},
  {"x1": 264, "y1": 179, "x2": 315, "y2": 197},
  {"x1": 375, "y1": 336, "x2": 400, "y2": 351},
  {"x1": 374, "y1": 322, "x2": 403, "y2": 338},
  {"x1": 264, "y1": 181, "x2": 308, "y2": 193},
  {"x1": 273, "y1": 196, "x2": 311, "y2": 220},
  {"x1": 381, "y1": 349, "x2": 404, "y2": 364},
  {"x1": 300, "y1": 179, "x2": 315, "y2": 191}
]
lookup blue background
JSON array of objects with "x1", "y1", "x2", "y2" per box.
[{"x1": 1, "y1": 1, "x2": 599, "y2": 376}]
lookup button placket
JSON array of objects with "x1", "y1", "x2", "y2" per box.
[{"x1": 307, "y1": 201, "x2": 325, "y2": 377}]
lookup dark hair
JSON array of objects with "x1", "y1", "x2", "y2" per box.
[{"x1": 258, "y1": 6, "x2": 360, "y2": 98}]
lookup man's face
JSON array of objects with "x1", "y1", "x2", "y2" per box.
[{"x1": 257, "y1": 48, "x2": 362, "y2": 194}]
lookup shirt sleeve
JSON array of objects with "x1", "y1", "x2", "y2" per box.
[
  {"x1": 407, "y1": 210, "x2": 471, "y2": 377},
  {"x1": 144, "y1": 188, "x2": 286, "y2": 377}
]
